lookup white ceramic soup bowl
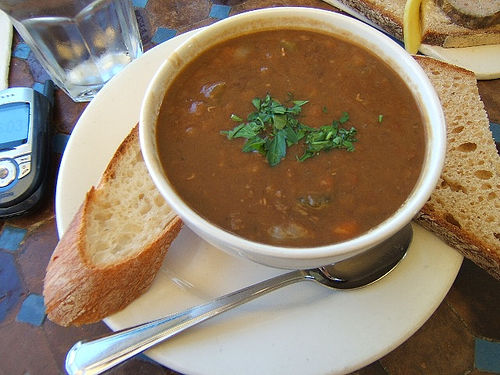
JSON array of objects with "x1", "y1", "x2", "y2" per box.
[{"x1": 140, "y1": 7, "x2": 446, "y2": 269}]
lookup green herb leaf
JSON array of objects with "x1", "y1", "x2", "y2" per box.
[
  {"x1": 298, "y1": 121, "x2": 357, "y2": 161},
  {"x1": 339, "y1": 112, "x2": 349, "y2": 124},
  {"x1": 252, "y1": 98, "x2": 261, "y2": 110},
  {"x1": 231, "y1": 114, "x2": 243, "y2": 122},
  {"x1": 267, "y1": 130, "x2": 287, "y2": 166},
  {"x1": 221, "y1": 94, "x2": 358, "y2": 166},
  {"x1": 273, "y1": 114, "x2": 287, "y2": 130},
  {"x1": 221, "y1": 121, "x2": 263, "y2": 139},
  {"x1": 284, "y1": 125, "x2": 301, "y2": 145},
  {"x1": 242, "y1": 136, "x2": 266, "y2": 154}
]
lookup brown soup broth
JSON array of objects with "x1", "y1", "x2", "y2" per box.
[{"x1": 157, "y1": 29, "x2": 425, "y2": 247}]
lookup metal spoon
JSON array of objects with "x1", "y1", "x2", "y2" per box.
[{"x1": 65, "y1": 223, "x2": 413, "y2": 375}]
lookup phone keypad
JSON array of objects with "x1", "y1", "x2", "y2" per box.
[
  {"x1": 15, "y1": 154, "x2": 31, "y2": 164},
  {"x1": 0, "y1": 159, "x2": 17, "y2": 188},
  {"x1": 15, "y1": 155, "x2": 32, "y2": 179},
  {"x1": 18, "y1": 162, "x2": 31, "y2": 179}
]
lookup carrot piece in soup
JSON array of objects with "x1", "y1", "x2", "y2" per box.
[{"x1": 333, "y1": 221, "x2": 360, "y2": 238}]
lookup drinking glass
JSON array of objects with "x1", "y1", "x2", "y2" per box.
[{"x1": 0, "y1": 0, "x2": 143, "y2": 102}]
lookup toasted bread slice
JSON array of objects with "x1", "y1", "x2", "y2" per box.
[
  {"x1": 43, "y1": 125, "x2": 182, "y2": 326},
  {"x1": 415, "y1": 56, "x2": 500, "y2": 279}
]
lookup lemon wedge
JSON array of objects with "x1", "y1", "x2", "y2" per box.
[{"x1": 404, "y1": 0, "x2": 423, "y2": 54}]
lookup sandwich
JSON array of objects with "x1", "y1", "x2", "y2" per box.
[{"x1": 325, "y1": 0, "x2": 499, "y2": 49}]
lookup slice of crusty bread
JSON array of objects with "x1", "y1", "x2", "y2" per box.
[
  {"x1": 330, "y1": 0, "x2": 500, "y2": 47},
  {"x1": 330, "y1": 0, "x2": 406, "y2": 40},
  {"x1": 414, "y1": 56, "x2": 500, "y2": 280},
  {"x1": 43, "y1": 125, "x2": 182, "y2": 326}
]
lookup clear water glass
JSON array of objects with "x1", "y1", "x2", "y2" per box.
[{"x1": 1, "y1": 0, "x2": 143, "y2": 102}]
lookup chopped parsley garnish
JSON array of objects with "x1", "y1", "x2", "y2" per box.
[{"x1": 221, "y1": 94, "x2": 358, "y2": 166}]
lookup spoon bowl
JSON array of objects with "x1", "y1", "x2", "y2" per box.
[
  {"x1": 315, "y1": 223, "x2": 413, "y2": 289},
  {"x1": 65, "y1": 224, "x2": 412, "y2": 375}
]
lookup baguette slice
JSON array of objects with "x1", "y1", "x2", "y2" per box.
[
  {"x1": 415, "y1": 56, "x2": 500, "y2": 280},
  {"x1": 331, "y1": 0, "x2": 500, "y2": 47},
  {"x1": 44, "y1": 125, "x2": 182, "y2": 326}
]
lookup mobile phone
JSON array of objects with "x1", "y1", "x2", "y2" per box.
[{"x1": 0, "y1": 81, "x2": 54, "y2": 218}]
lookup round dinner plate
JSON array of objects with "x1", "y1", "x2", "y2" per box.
[{"x1": 55, "y1": 29, "x2": 463, "y2": 375}]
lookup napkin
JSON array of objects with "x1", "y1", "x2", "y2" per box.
[{"x1": 0, "y1": 10, "x2": 13, "y2": 90}]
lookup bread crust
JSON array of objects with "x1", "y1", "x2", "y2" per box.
[
  {"x1": 416, "y1": 208, "x2": 500, "y2": 279},
  {"x1": 44, "y1": 200, "x2": 181, "y2": 326},
  {"x1": 43, "y1": 126, "x2": 183, "y2": 326},
  {"x1": 338, "y1": 0, "x2": 405, "y2": 40},
  {"x1": 98, "y1": 125, "x2": 138, "y2": 189},
  {"x1": 422, "y1": 24, "x2": 500, "y2": 48},
  {"x1": 416, "y1": 52, "x2": 472, "y2": 73}
]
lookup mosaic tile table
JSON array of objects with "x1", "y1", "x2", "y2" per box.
[{"x1": 1, "y1": 1, "x2": 499, "y2": 374}]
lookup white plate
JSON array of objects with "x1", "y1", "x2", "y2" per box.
[
  {"x1": 55, "y1": 29, "x2": 463, "y2": 375},
  {"x1": 323, "y1": 0, "x2": 500, "y2": 80}
]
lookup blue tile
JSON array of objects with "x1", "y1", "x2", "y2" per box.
[
  {"x1": 209, "y1": 4, "x2": 231, "y2": 19},
  {"x1": 151, "y1": 27, "x2": 177, "y2": 44},
  {"x1": 0, "y1": 252, "x2": 23, "y2": 322},
  {"x1": 13, "y1": 43, "x2": 31, "y2": 59},
  {"x1": 132, "y1": 0, "x2": 148, "y2": 8},
  {"x1": 27, "y1": 53, "x2": 51, "y2": 82},
  {"x1": 32, "y1": 82, "x2": 45, "y2": 94},
  {"x1": 0, "y1": 226, "x2": 28, "y2": 252},
  {"x1": 475, "y1": 338, "x2": 500, "y2": 373},
  {"x1": 490, "y1": 122, "x2": 500, "y2": 143},
  {"x1": 16, "y1": 294, "x2": 46, "y2": 326},
  {"x1": 52, "y1": 133, "x2": 70, "y2": 154}
]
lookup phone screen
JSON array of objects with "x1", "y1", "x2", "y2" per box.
[{"x1": 0, "y1": 102, "x2": 30, "y2": 149}]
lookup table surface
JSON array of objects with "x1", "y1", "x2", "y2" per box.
[{"x1": 1, "y1": 1, "x2": 499, "y2": 374}]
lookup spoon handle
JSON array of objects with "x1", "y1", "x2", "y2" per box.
[{"x1": 65, "y1": 269, "x2": 308, "y2": 375}]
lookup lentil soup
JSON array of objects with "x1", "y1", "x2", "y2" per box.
[{"x1": 156, "y1": 29, "x2": 425, "y2": 247}]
